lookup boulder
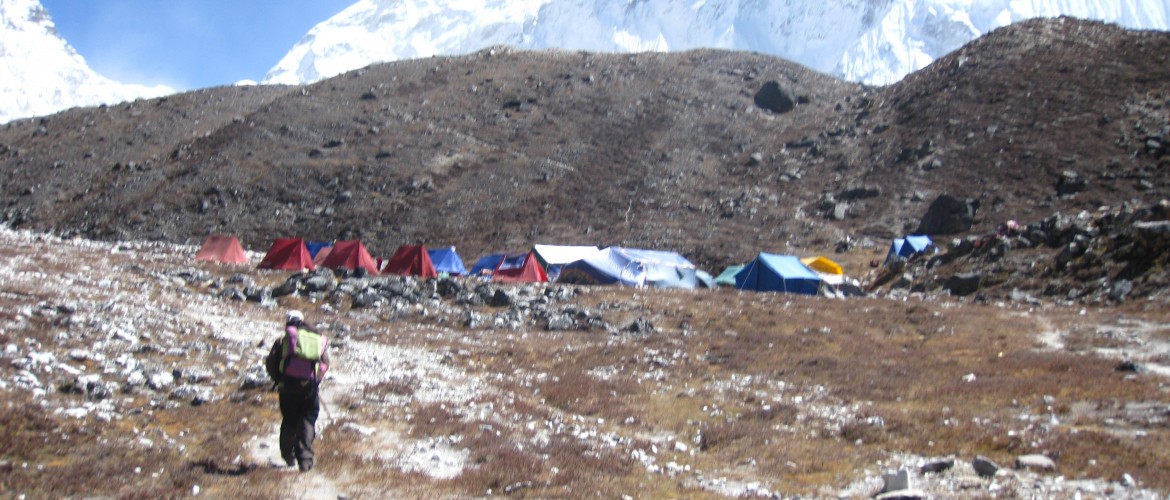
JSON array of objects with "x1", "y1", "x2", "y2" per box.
[
  {"x1": 916, "y1": 194, "x2": 978, "y2": 235},
  {"x1": 881, "y1": 468, "x2": 912, "y2": 493},
  {"x1": 753, "y1": 81, "x2": 796, "y2": 114},
  {"x1": 944, "y1": 272, "x2": 982, "y2": 296},
  {"x1": 1056, "y1": 170, "x2": 1086, "y2": 196},
  {"x1": 972, "y1": 455, "x2": 999, "y2": 478},
  {"x1": 920, "y1": 457, "x2": 955, "y2": 474}
]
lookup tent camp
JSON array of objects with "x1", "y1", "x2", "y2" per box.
[
  {"x1": 492, "y1": 252, "x2": 549, "y2": 283},
  {"x1": 195, "y1": 235, "x2": 248, "y2": 264},
  {"x1": 801, "y1": 256, "x2": 845, "y2": 285},
  {"x1": 714, "y1": 264, "x2": 745, "y2": 287},
  {"x1": 560, "y1": 247, "x2": 698, "y2": 288},
  {"x1": 886, "y1": 235, "x2": 934, "y2": 262},
  {"x1": 427, "y1": 246, "x2": 467, "y2": 276},
  {"x1": 258, "y1": 238, "x2": 315, "y2": 271},
  {"x1": 319, "y1": 240, "x2": 379, "y2": 275},
  {"x1": 531, "y1": 244, "x2": 601, "y2": 281},
  {"x1": 382, "y1": 245, "x2": 438, "y2": 278},
  {"x1": 735, "y1": 253, "x2": 821, "y2": 295}
]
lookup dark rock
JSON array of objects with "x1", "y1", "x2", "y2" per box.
[
  {"x1": 1115, "y1": 360, "x2": 1142, "y2": 372},
  {"x1": 437, "y1": 277, "x2": 463, "y2": 298},
  {"x1": 944, "y1": 272, "x2": 982, "y2": 296},
  {"x1": 839, "y1": 184, "x2": 881, "y2": 200},
  {"x1": 272, "y1": 279, "x2": 299, "y2": 298},
  {"x1": 753, "y1": 81, "x2": 796, "y2": 114},
  {"x1": 624, "y1": 317, "x2": 654, "y2": 334},
  {"x1": 244, "y1": 286, "x2": 271, "y2": 303},
  {"x1": 972, "y1": 455, "x2": 999, "y2": 478},
  {"x1": 920, "y1": 458, "x2": 955, "y2": 474},
  {"x1": 916, "y1": 194, "x2": 978, "y2": 235},
  {"x1": 1056, "y1": 170, "x2": 1086, "y2": 196},
  {"x1": 489, "y1": 289, "x2": 515, "y2": 307}
]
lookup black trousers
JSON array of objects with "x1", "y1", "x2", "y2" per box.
[{"x1": 278, "y1": 380, "x2": 320, "y2": 468}]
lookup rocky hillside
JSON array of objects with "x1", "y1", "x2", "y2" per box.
[{"x1": 0, "y1": 17, "x2": 1167, "y2": 300}]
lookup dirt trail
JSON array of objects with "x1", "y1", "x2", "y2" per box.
[{"x1": 246, "y1": 363, "x2": 357, "y2": 498}]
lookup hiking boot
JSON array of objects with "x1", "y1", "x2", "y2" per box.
[
  {"x1": 282, "y1": 455, "x2": 296, "y2": 467},
  {"x1": 298, "y1": 459, "x2": 314, "y2": 472}
]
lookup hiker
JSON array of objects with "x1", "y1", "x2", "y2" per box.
[{"x1": 265, "y1": 310, "x2": 330, "y2": 472}]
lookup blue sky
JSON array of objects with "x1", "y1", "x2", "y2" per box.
[{"x1": 41, "y1": 0, "x2": 354, "y2": 90}]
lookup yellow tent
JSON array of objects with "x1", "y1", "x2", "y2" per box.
[{"x1": 801, "y1": 256, "x2": 844, "y2": 284}]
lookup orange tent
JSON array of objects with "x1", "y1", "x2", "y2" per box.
[
  {"x1": 258, "y1": 238, "x2": 316, "y2": 271},
  {"x1": 382, "y1": 245, "x2": 437, "y2": 278},
  {"x1": 319, "y1": 240, "x2": 379, "y2": 275},
  {"x1": 194, "y1": 235, "x2": 248, "y2": 264}
]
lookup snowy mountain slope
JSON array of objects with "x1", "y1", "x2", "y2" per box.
[
  {"x1": 264, "y1": 0, "x2": 1170, "y2": 86},
  {"x1": 0, "y1": 0, "x2": 172, "y2": 124}
]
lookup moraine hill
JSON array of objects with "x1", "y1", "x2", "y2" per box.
[{"x1": 1, "y1": 17, "x2": 1167, "y2": 284}]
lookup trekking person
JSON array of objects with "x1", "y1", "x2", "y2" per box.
[{"x1": 265, "y1": 310, "x2": 330, "y2": 472}]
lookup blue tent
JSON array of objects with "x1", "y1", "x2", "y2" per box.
[
  {"x1": 560, "y1": 247, "x2": 697, "y2": 288},
  {"x1": 427, "y1": 246, "x2": 467, "y2": 275},
  {"x1": 886, "y1": 235, "x2": 934, "y2": 262},
  {"x1": 469, "y1": 253, "x2": 507, "y2": 277},
  {"x1": 734, "y1": 253, "x2": 821, "y2": 295}
]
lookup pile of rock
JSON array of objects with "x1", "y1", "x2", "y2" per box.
[{"x1": 871, "y1": 200, "x2": 1170, "y2": 304}]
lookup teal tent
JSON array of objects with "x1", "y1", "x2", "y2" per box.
[{"x1": 715, "y1": 264, "x2": 745, "y2": 287}]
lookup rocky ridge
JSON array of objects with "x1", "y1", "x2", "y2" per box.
[{"x1": 0, "y1": 18, "x2": 1167, "y2": 305}]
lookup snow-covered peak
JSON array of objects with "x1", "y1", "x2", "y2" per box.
[
  {"x1": 0, "y1": 0, "x2": 173, "y2": 123},
  {"x1": 265, "y1": 0, "x2": 1170, "y2": 87}
]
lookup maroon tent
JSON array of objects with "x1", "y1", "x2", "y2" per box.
[
  {"x1": 382, "y1": 245, "x2": 437, "y2": 278},
  {"x1": 195, "y1": 235, "x2": 248, "y2": 264},
  {"x1": 319, "y1": 240, "x2": 379, "y2": 275},
  {"x1": 258, "y1": 238, "x2": 315, "y2": 271}
]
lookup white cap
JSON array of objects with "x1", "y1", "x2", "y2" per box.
[{"x1": 286, "y1": 310, "x2": 304, "y2": 324}]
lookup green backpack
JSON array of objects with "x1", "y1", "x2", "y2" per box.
[{"x1": 279, "y1": 326, "x2": 327, "y2": 381}]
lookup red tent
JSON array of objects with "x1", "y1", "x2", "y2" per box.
[
  {"x1": 382, "y1": 245, "x2": 437, "y2": 278},
  {"x1": 258, "y1": 238, "x2": 316, "y2": 271},
  {"x1": 493, "y1": 251, "x2": 549, "y2": 283},
  {"x1": 319, "y1": 240, "x2": 379, "y2": 274},
  {"x1": 312, "y1": 245, "x2": 333, "y2": 267},
  {"x1": 194, "y1": 235, "x2": 248, "y2": 264}
]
